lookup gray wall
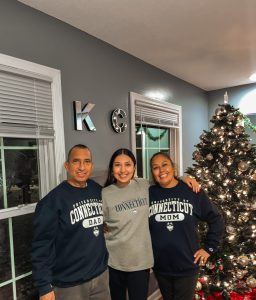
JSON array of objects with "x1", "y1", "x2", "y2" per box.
[{"x1": 0, "y1": 0, "x2": 208, "y2": 176}]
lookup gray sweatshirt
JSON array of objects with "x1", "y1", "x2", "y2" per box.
[{"x1": 102, "y1": 178, "x2": 154, "y2": 271}]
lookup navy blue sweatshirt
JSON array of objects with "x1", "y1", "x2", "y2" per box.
[
  {"x1": 149, "y1": 181, "x2": 224, "y2": 277},
  {"x1": 32, "y1": 180, "x2": 108, "y2": 296}
]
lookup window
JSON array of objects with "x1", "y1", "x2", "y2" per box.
[
  {"x1": 0, "y1": 53, "x2": 65, "y2": 299},
  {"x1": 130, "y1": 92, "x2": 182, "y2": 299},
  {"x1": 130, "y1": 92, "x2": 183, "y2": 179}
]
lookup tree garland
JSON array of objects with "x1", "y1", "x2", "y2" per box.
[{"x1": 243, "y1": 115, "x2": 256, "y2": 133}]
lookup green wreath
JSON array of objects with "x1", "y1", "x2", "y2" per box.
[{"x1": 136, "y1": 127, "x2": 168, "y2": 141}]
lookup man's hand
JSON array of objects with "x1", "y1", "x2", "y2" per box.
[
  {"x1": 184, "y1": 177, "x2": 201, "y2": 193},
  {"x1": 40, "y1": 291, "x2": 55, "y2": 300},
  {"x1": 194, "y1": 248, "x2": 210, "y2": 266}
]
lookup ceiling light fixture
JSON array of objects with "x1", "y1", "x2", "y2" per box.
[
  {"x1": 145, "y1": 91, "x2": 166, "y2": 101},
  {"x1": 249, "y1": 73, "x2": 256, "y2": 82}
]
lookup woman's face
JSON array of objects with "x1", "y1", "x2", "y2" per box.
[
  {"x1": 151, "y1": 154, "x2": 177, "y2": 188},
  {"x1": 112, "y1": 154, "x2": 135, "y2": 187}
]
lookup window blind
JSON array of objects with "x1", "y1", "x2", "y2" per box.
[
  {"x1": 0, "y1": 69, "x2": 54, "y2": 138},
  {"x1": 135, "y1": 99, "x2": 179, "y2": 128}
]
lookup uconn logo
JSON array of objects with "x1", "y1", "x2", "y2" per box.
[{"x1": 74, "y1": 101, "x2": 127, "y2": 133}]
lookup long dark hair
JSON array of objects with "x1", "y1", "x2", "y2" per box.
[
  {"x1": 104, "y1": 148, "x2": 136, "y2": 187},
  {"x1": 150, "y1": 152, "x2": 175, "y2": 184}
]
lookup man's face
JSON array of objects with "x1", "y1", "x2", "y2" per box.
[{"x1": 64, "y1": 147, "x2": 93, "y2": 187}]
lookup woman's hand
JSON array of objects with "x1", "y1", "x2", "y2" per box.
[
  {"x1": 183, "y1": 177, "x2": 200, "y2": 193},
  {"x1": 103, "y1": 222, "x2": 109, "y2": 233},
  {"x1": 40, "y1": 291, "x2": 55, "y2": 300},
  {"x1": 194, "y1": 248, "x2": 210, "y2": 266}
]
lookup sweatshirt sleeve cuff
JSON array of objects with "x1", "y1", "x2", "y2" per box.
[
  {"x1": 205, "y1": 245, "x2": 215, "y2": 254},
  {"x1": 39, "y1": 284, "x2": 53, "y2": 297}
]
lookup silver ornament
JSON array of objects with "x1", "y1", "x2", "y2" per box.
[
  {"x1": 228, "y1": 234, "x2": 236, "y2": 241},
  {"x1": 193, "y1": 150, "x2": 202, "y2": 161},
  {"x1": 206, "y1": 261, "x2": 215, "y2": 270},
  {"x1": 244, "y1": 143, "x2": 252, "y2": 151},
  {"x1": 238, "y1": 161, "x2": 249, "y2": 172},
  {"x1": 251, "y1": 173, "x2": 256, "y2": 181},
  {"x1": 227, "y1": 158, "x2": 233, "y2": 166},
  {"x1": 222, "y1": 167, "x2": 228, "y2": 174},
  {"x1": 237, "y1": 255, "x2": 250, "y2": 266},
  {"x1": 226, "y1": 226, "x2": 236, "y2": 234},
  {"x1": 206, "y1": 153, "x2": 213, "y2": 160},
  {"x1": 200, "y1": 133, "x2": 207, "y2": 141},
  {"x1": 202, "y1": 172, "x2": 210, "y2": 181},
  {"x1": 234, "y1": 126, "x2": 243, "y2": 135},
  {"x1": 236, "y1": 269, "x2": 246, "y2": 279},
  {"x1": 227, "y1": 115, "x2": 235, "y2": 122},
  {"x1": 251, "y1": 201, "x2": 256, "y2": 210},
  {"x1": 246, "y1": 276, "x2": 256, "y2": 288}
]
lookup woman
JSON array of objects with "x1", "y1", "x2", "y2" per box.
[
  {"x1": 102, "y1": 148, "x2": 200, "y2": 300},
  {"x1": 149, "y1": 152, "x2": 224, "y2": 300}
]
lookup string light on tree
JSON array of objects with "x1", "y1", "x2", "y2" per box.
[{"x1": 187, "y1": 93, "x2": 256, "y2": 299}]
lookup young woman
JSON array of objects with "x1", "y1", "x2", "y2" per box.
[
  {"x1": 149, "y1": 152, "x2": 224, "y2": 300},
  {"x1": 102, "y1": 148, "x2": 200, "y2": 300}
]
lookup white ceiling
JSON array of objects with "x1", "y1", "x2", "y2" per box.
[{"x1": 18, "y1": 0, "x2": 256, "y2": 91}]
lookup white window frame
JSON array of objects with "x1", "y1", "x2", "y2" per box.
[
  {"x1": 130, "y1": 92, "x2": 183, "y2": 176},
  {"x1": 0, "y1": 53, "x2": 66, "y2": 219}
]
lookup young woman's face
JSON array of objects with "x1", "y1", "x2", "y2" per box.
[
  {"x1": 112, "y1": 154, "x2": 135, "y2": 187},
  {"x1": 151, "y1": 154, "x2": 177, "y2": 188}
]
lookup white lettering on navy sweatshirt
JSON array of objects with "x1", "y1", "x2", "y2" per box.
[
  {"x1": 149, "y1": 181, "x2": 224, "y2": 277},
  {"x1": 32, "y1": 180, "x2": 108, "y2": 296}
]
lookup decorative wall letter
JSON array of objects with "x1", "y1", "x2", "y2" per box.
[
  {"x1": 74, "y1": 101, "x2": 96, "y2": 131},
  {"x1": 111, "y1": 108, "x2": 127, "y2": 133}
]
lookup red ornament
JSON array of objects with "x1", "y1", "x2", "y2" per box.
[
  {"x1": 195, "y1": 289, "x2": 256, "y2": 300},
  {"x1": 199, "y1": 277, "x2": 205, "y2": 283}
]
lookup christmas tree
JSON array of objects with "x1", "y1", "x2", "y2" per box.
[{"x1": 186, "y1": 94, "x2": 256, "y2": 300}]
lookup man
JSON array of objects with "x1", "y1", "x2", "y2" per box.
[{"x1": 32, "y1": 144, "x2": 110, "y2": 300}]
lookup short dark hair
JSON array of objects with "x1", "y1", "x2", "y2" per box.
[
  {"x1": 104, "y1": 148, "x2": 136, "y2": 187},
  {"x1": 67, "y1": 144, "x2": 91, "y2": 162}
]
